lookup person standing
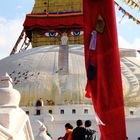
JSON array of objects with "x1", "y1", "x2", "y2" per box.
[
  {"x1": 85, "y1": 120, "x2": 96, "y2": 140},
  {"x1": 72, "y1": 120, "x2": 96, "y2": 140},
  {"x1": 58, "y1": 123, "x2": 73, "y2": 140}
]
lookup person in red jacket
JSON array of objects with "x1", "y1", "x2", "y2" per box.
[{"x1": 58, "y1": 123, "x2": 73, "y2": 140}]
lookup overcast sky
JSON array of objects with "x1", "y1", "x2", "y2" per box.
[{"x1": 0, "y1": 0, "x2": 140, "y2": 59}]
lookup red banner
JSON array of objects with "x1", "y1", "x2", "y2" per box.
[{"x1": 83, "y1": 0, "x2": 127, "y2": 139}]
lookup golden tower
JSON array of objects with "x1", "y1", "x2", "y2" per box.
[
  {"x1": 24, "y1": 0, "x2": 83, "y2": 47},
  {"x1": 32, "y1": 0, "x2": 82, "y2": 14}
]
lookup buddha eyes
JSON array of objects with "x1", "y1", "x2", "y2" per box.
[
  {"x1": 45, "y1": 32, "x2": 59, "y2": 37},
  {"x1": 44, "y1": 30, "x2": 83, "y2": 37},
  {"x1": 71, "y1": 31, "x2": 83, "y2": 36}
]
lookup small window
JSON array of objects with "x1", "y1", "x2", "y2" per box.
[
  {"x1": 44, "y1": 2, "x2": 47, "y2": 4},
  {"x1": 44, "y1": 9, "x2": 46, "y2": 12},
  {"x1": 130, "y1": 111, "x2": 134, "y2": 115},
  {"x1": 60, "y1": 109, "x2": 64, "y2": 114},
  {"x1": 84, "y1": 109, "x2": 88, "y2": 114},
  {"x1": 36, "y1": 110, "x2": 41, "y2": 115},
  {"x1": 72, "y1": 109, "x2": 76, "y2": 114},
  {"x1": 26, "y1": 111, "x2": 29, "y2": 115},
  {"x1": 49, "y1": 110, "x2": 52, "y2": 114}
]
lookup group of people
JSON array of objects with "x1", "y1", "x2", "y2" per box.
[{"x1": 58, "y1": 119, "x2": 96, "y2": 140}]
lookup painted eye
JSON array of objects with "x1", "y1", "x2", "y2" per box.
[
  {"x1": 45, "y1": 32, "x2": 59, "y2": 37},
  {"x1": 71, "y1": 31, "x2": 83, "y2": 36}
]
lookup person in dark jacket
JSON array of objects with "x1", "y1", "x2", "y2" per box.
[
  {"x1": 85, "y1": 120, "x2": 96, "y2": 140},
  {"x1": 72, "y1": 120, "x2": 96, "y2": 140}
]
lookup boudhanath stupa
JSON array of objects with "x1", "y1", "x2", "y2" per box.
[{"x1": 0, "y1": 0, "x2": 140, "y2": 139}]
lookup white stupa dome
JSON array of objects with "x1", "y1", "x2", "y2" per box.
[{"x1": 0, "y1": 46, "x2": 140, "y2": 107}]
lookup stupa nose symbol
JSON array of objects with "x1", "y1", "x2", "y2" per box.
[{"x1": 61, "y1": 34, "x2": 68, "y2": 46}]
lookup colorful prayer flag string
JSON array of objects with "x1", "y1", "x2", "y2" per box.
[
  {"x1": 115, "y1": 1, "x2": 140, "y2": 24},
  {"x1": 122, "y1": 0, "x2": 139, "y2": 9}
]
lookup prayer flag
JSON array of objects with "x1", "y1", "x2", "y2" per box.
[{"x1": 83, "y1": 0, "x2": 127, "y2": 139}]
